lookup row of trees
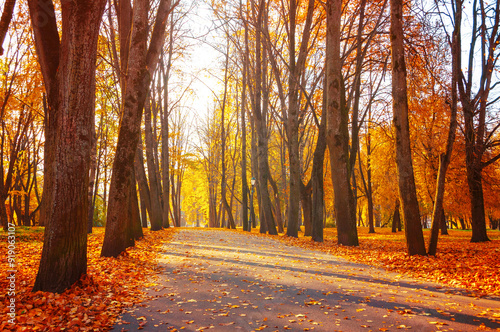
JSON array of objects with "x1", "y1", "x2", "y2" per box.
[
  {"x1": 0, "y1": 0, "x2": 499, "y2": 292},
  {"x1": 192, "y1": 0, "x2": 499, "y2": 248}
]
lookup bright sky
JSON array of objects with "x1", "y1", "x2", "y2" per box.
[{"x1": 171, "y1": 1, "x2": 225, "y2": 149}]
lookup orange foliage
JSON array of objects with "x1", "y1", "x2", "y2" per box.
[
  {"x1": 253, "y1": 228, "x2": 500, "y2": 297},
  {"x1": 0, "y1": 228, "x2": 175, "y2": 331}
]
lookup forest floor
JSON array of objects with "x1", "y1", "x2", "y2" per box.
[{"x1": 0, "y1": 226, "x2": 499, "y2": 331}]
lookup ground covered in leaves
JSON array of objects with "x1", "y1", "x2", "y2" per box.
[
  {"x1": 257, "y1": 228, "x2": 500, "y2": 298},
  {"x1": 0, "y1": 227, "x2": 175, "y2": 331}
]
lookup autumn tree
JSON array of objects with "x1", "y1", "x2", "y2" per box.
[
  {"x1": 102, "y1": 0, "x2": 178, "y2": 257},
  {"x1": 27, "y1": 0, "x2": 107, "y2": 292},
  {"x1": 456, "y1": 0, "x2": 500, "y2": 242},
  {"x1": 326, "y1": 0, "x2": 358, "y2": 246},
  {"x1": 390, "y1": 0, "x2": 426, "y2": 255}
]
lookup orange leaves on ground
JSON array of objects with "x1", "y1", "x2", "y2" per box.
[
  {"x1": 0, "y1": 227, "x2": 175, "y2": 331},
  {"x1": 253, "y1": 228, "x2": 500, "y2": 297}
]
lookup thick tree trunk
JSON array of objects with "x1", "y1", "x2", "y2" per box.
[
  {"x1": 326, "y1": 0, "x2": 358, "y2": 247},
  {"x1": 30, "y1": 0, "x2": 107, "y2": 293},
  {"x1": 390, "y1": 0, "x2": 426, "y2": 255},
  {"x1": 467, "y1": 166, "x2": 489, "y2": 242}
]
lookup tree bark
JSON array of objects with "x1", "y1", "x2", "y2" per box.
[
  {"x1": 390, "y1": 0, "x2": 426, "y2": 255},
  {"x1": 30, "y1": 0, "x2": 107, "y2": 293},
  {"x1": 326, "y1": 0, "x2": 359, "y2": 246}
]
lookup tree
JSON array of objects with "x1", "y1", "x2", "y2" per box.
[
  {"x1": 427, "y1": 0, "x2": 460, "y2": 255},
  {"x1": 28, "y1": 0, "x2": 107, "y2": 292},
  {"x1": 252, "y1": 0, "x2": 277, "y2": 235},
  {"x1": 285, "y1": 0, "x2": 315, "y2": 238},
  {"x1": 102, "y1": 0, "x2": 177, "y2": 257},
  {"x1": 240, "y1": 0, "x2": 250, "y2": 232},
  {"x1": 390, "y1": 0, "x2": 426, "y2": 256},
  {"x1": 326, "y1": 0, "x2": 358, "y2": 246},
  {"x1": 457, "y1": 0, "x2": 500, "y2": 242}
]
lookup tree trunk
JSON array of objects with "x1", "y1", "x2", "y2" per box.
[
  {"x1": 102, "y1": 0, "x2": 174, "y2": 257},
  {"x1": 440, "y1": 210, "x2": 448, "y2": 235},
  {"x1": 365, "y1": 110, "x2": 375, "y2": 234},
  {"x1": 221, "y1": 38, "x2": 235, "y2": 230},
  {"x1": 253, "y1": 0, "x2": 276, "y2": 235},
  {"x1": 129, "y1": 170, "x2": 143, "y2": 241},
  {"x1": 160, "y1": 22, "x2": 173, "y2": 229},
  {"x1": 427, "y1": 0, "x2": 460, "y2": 255},
  {"x1": 326, "y1": 0, "x2": 358, "y2": 247},
  {"x1": 241, "y1": 3, "x2": 249, "y2": 232},
  {"x1": 390, "y1": 0, "x2": 426, "y2": 256},
  {"x1": 30, "y1": 0, "x2": 107, "y2": 293},
  {"x1": 144, "y1": 99, "x2": 163, "y2": 231},
  {"x1": 468, "y1": 166, "x2": 489, "y2": 242},
  {"x1": 311, "y1": 99, "x2": 327, "y2": 242},
  {"x1": 87, "y1": 115, "x2": 99, "y2": 233},
  {"x1": 134, "y1": 141, "x2": 152, "y2": 226},
  {"x1": 250, "y1": 116, "x2": 258, "y2": 229},
  {"x1": 286, "y1": 0, "x2": 315, "y2": 238},
  {"x1": 392, "y1": 199, "x2": 400, "y2": 233},
  {"x1": 301, "y1": 181, "x2": 312, "y2": 237},
  {"x1": 268, "y1": 174, "x2": 284, "y2": 233}
]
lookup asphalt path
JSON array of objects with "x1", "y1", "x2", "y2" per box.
[{"x1": 112, "y1": 229, "x2": 500, "y2": 331}]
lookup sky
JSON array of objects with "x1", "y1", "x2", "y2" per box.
[{"x1": 170, "y1": 0, "x2": 225, "y2": 150}]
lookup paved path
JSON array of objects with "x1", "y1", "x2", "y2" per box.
[{"x1": 112, "y1": 229, "x2": 500, "y2": 331}]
